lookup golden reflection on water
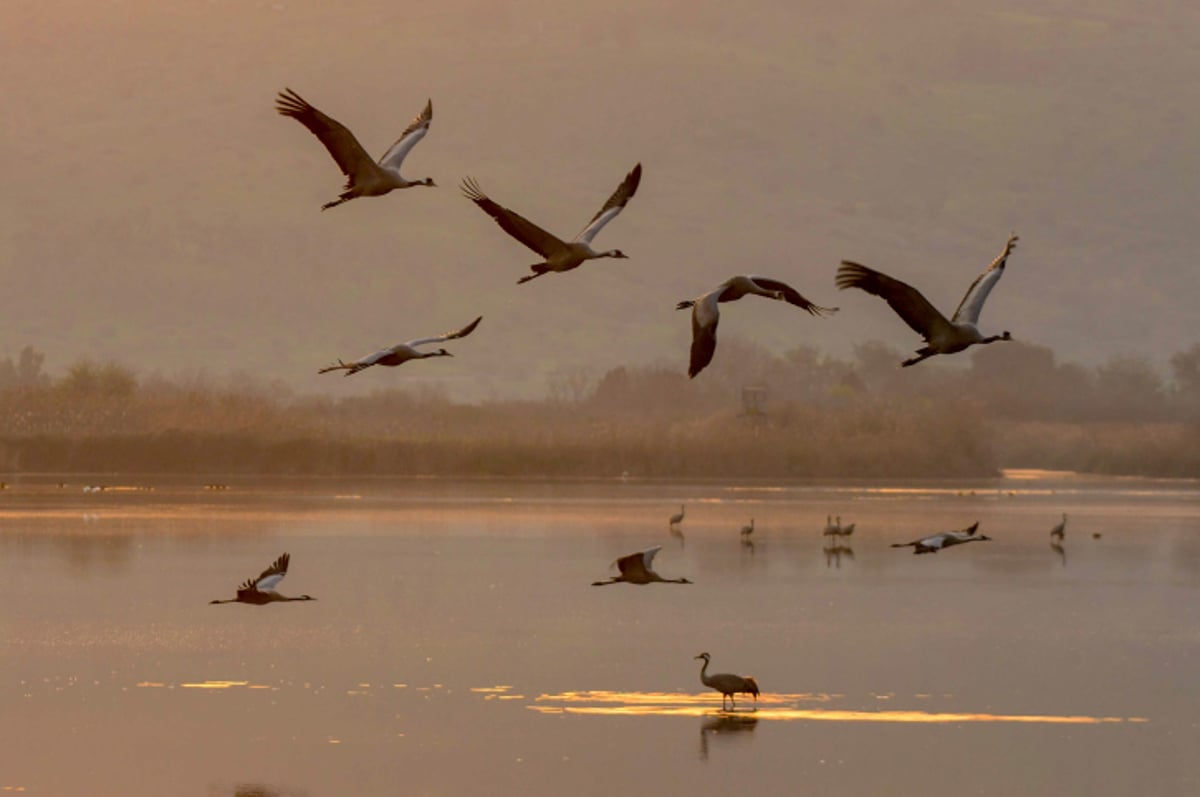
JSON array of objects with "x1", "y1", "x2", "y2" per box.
[
  {"x1": 530, "y1": 691, "x2": 1145, "y2": 725},
  {"x1": 1001, "y1": 468, "x2": 1079, "y2": 480},
  {"x1": 181, "y1": 681, "x2": 269, "y2": 690},
  {"x1": 471, "y1": 684, "x2": 526, "y2": 700},
  {"x1": 136, "y1": 680, "x2": 278, "y2": 690}
]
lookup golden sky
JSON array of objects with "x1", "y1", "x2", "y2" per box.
[{"x1": 4, "y1": 1, "x2": 1198, "y2": 399}]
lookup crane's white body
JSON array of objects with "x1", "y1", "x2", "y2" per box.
[{"x1": 677, "y1": 275, "x2": 836, "y2": 378}]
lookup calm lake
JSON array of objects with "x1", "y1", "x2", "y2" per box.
[{"x1": 2, "y1": 472, "x2": 1198, "y2": 796}]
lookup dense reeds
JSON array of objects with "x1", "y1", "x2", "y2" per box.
[{"x1": 1, "y1": 341, "x2": 1197, "y2": 478}]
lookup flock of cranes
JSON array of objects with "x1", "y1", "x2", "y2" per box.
[
  {"x1": 210, "y1": 86, "x2": 1041, "y2": 711},
  {"x1": 275, "y1": 87, "x2": 1021, "y2": 379},
  {"x1": 210, "y1": 505, "x2": 1079, "y2": 710}
]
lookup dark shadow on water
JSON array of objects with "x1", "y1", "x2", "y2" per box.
[{"x1": 699, "y1": 712, "x2": 759, "y2": 761}]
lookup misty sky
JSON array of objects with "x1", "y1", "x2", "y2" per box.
[{"x1": 4, "y1": 0, "x2": 1198, "y2": 400}]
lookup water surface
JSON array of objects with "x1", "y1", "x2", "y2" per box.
[{"x1": 2, "y1": 473, "x2": 1197, "y2": 795}]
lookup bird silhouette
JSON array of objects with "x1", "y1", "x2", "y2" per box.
[
  {"x1": 461, "y1": 164, "x2": 641, "y2": 284},
  {"x1": 836, "y1": 233, "x2": 1018, "y2": 367},
  {"x1": 695, "y1": 652, "x2": 760, "y2": 711},
  {"x1": 677, "y1": 275, "x2": 835, "y2": 378},
  {"x1": 276, "y1": 89, "x2": 435, "y2": 210},
  {"x1": 591, "y1": 546, "x2": 691, "y2": 586},
  {"x1": 318, "y1": 316, "x2": 481, "y2": 376},
  {"x1": 209, "y1": 553, "x2": 315, "y2": 605},
  {"x1": 891, "y1": 522, "x2": 991, "y2": 554}
]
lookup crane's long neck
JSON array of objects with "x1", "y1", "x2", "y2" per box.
[{"x1": 699, "y1": 657, "x2": 711, "y2": 686}]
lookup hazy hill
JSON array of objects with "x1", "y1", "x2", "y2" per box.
[{"x1": 4, "y1": 0, "x2": 1199, "y2": 400}]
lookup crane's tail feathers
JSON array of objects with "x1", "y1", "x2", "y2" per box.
[
  {"x1": 901, "y1": 349, "x2": 934, "y2": 367},
  {"x1": 321, "y1": 193, "x2": 353, "y2": 211},
  {"x1": 517, "y1": 265, "x2": 549, "y2": 285},
  {"x1": 810, "y1": 304, "x2": 839, "y2": 317}
]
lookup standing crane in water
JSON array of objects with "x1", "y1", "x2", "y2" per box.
[
  {"x1": 668, "y1": 505, "x2": 686, "y2": 545},
  {"x1": 695, "y1": 652, "x2": 760, "y2": 711}
]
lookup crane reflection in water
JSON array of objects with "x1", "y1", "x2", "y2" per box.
[{"x1": 699, "y1": 713, "x2": 759, "y2": 761}]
